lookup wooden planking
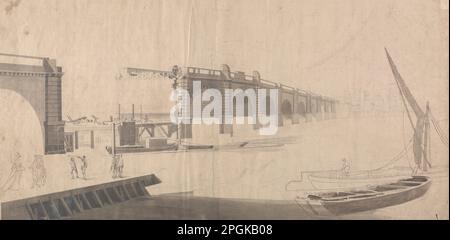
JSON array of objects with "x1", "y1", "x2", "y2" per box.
[
  {"x1": 2, "y1": 175, "x2": 159, "y2": 219},
  {"x1": 92, "y1": 191, "x2": 104, "y2": 207},
  {"x1": 25, "y1": 203, "x2": 37, "y2": 220},
  {"x1": 60, "y1": 198, "x2": 73, "y2": 215}
]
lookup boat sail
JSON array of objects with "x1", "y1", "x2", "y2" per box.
[
  {"x1": 385, "y1": 48, "x2": 432, "y2": 174},
  {"x1": 287, "y1": 48, "x2": 447, "y2": 191}
]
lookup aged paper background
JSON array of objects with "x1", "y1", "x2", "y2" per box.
[{"x1": 0, "y1": 0, "x2": 448, "y2": 219}]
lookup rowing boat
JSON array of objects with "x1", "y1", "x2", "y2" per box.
[{"x1": 296, "y1": 176, "x2": 431, "y2": 216}]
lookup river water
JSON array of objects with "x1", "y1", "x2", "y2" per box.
[
  {"x1": 1, "y1": 112, "x2": 447, "y2": 219},
  {"x1": 68, "y1": 113, "x2": 448, "y2": 219}
]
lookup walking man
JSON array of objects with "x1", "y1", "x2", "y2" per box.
[
  {"x1": 78, "y1": 155, "x2": 88, "y2": 179},
  {"x1": 111, "y1": 155, "x2": 118, "y2": 178},
  {"x1": 9, "y1": 152, "x2": 25, "y2": 190},
  {"x1": 116, "y1": 154, "x2": 124, "y2": 178},
  {"x1": 69, "y1": 156, "x2": 79, "y2": 179},
  {"x1": 30, "y1": 155, "x2": 46, "y2": 188},
  {"x1": 38, "y1": 156, "x2": 47, "y2": 187}
]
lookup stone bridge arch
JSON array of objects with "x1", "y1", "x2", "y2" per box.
[
  {"x1": 0, "y1": 54, "x2": 65, "y2": 154},
  {"x1": 281, "y1": 100, "x2": 293, "y2": 118},
  {"x1": 0, "y1": 89, "x2": 45, "y2": 157},
  {"x1": 297, "y1": 100, "x2": 307, "y2": 116},
  {"x1": 279, "y1": 87, "x2": 296, "y2": 125}
]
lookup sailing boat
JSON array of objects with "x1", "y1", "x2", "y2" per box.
[
  {"x1": 288, "y1": 48, "x2": 448, "y2": 191},
  {"x1": 293, "y1": 48, "x2": 448, "y2": 215}
]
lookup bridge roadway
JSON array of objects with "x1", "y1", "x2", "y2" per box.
[{"x1": 126, "y1": 64, "x2": 339, "y2": 138}]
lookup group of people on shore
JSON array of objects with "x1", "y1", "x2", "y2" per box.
[
  {"x1": 105, "y1": 146, "x2": 124, "y2": 178},
  {"x1": 0, "y1": 153, "x2": 46, "y2": 197},
  {"x1": 2, "y1": 148, "x2": 125, "y2": 197},
  {"x1": 106, "y1": 146, "x2": 125, "y2": 178},
  {"x1": 67, "y1": 147, "x2": 125, "y2": 180},
  {"x1": 68, "y1": 155, "x2": 88, "y2": 179},
  {"x1": 111, "y1": 154, "x2": 124, "y2": 178}
]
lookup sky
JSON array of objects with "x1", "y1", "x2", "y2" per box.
[{"x1": 0, "y1": 0, "x2": 448, "y2": 120}]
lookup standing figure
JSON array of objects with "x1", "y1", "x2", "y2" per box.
[
  {"x1": 30, "y1": 155, "x2": 46, "y2": 188},
  {"x1": 110, "y1": 155, "x2": 118, "y2": 178},
  {"x1": 38, "y1": 156, "x2": 47, "y2": 187},
  {"x1": 78, "y1": 155, "x2": 88, "y2": 179},
  {"x1": 69, "y1": 156, "x2": 79, "y2": 179},
  {"x1": 8, "y1": 152, "x2": 26, "y2": 190},
  {"x1": 340, "y1": 158, "x2": 351, "y2": 177},
  {"x1": 116, "y1": 154, "x2": 124, "y2": 178}
]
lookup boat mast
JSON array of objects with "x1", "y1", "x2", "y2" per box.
[{"x1": 422, "y1": 102, "x2": 431, "y2": 172}]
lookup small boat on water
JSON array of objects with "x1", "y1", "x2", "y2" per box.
[{"x1": 297, "y1": 176, "x2": 431, "y2": 216}]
